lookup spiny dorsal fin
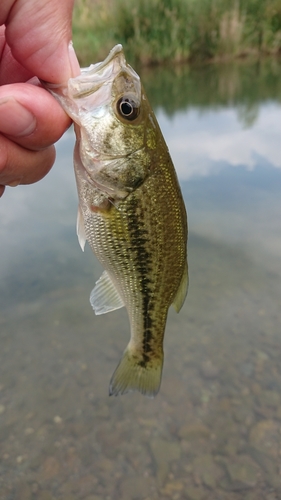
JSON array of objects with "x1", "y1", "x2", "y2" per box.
[
  {"x1": 76, "y1": 205, "x2": 86, "y2": 251},
  {"x1": 90, "y1": 271, "x2": 124, "y2": 315},
  {"x1": 172, "y1": 261, "x2": 188, "y2": 313}
]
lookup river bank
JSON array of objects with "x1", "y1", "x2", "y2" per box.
[{"x1": 72, "y1": 0, "x2": 281, "y2": 66}]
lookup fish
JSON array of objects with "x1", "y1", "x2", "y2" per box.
[{"x1": 44, "y1": 44, "x2": 188, "y2": 397}]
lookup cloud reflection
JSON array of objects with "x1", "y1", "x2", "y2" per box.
[{"x1": 158, "y1": 103, "x2": 281, "y2": 181}]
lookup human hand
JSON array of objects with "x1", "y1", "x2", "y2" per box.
[{"x1": 0, "y1": 0, "x2": 80, "y2": 197}]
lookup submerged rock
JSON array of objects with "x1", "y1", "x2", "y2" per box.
[
  {"x1": 185, "y1": 486, "x2": 206, "y2": 500},
  {"x1": 14, "y1": 482, "x2": 32, "y2": 500},
  {"x1": 200, "y1": 360, "x2": 219, "y2": 379},
  {"x1": 150, "y1": 438, "x2": 181, "y2": 485},
  {"x1": 178, "y1": 423, "x2": 210, "y2": 440},
  {"x1": 192, "y1": 454, "x2": 224, "y2": 489},
  {"x1": 224, "y1": 455, "x2": 260, "y2": 490},
  {"x1": 119, "y1": 476, "x2": 155, "y2": 499},
  {"x1": 249, "y1": 420, "x2": 280, "y2": 458}
]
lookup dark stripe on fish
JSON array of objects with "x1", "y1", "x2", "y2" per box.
[{"x1": 127, "y1": 197, "x2": 154, "y2": 365}]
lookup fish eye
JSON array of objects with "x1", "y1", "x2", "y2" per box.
[{"x1": 117, "y1": 97, "x2": 140, "y2": 121}]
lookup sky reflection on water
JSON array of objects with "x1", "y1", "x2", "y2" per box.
[
  {"x1": 160, "y1": 102, "x2": 281, "y2": 179},
  {"x1": 1, "y1": 60, "x2": 281, "y2": 499}
]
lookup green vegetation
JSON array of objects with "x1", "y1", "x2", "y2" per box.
[
  {"x1": 73, "y1": 0, "x2": 281, "y2": 66},
  {"x1": 141, "y1": 58, "x2": 281, "y2": 119}
]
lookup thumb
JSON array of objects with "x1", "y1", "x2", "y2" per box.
[{"x1": 4, "y1": 0, "x2": 80, "y2": 83}]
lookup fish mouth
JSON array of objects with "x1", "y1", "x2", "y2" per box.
[
  {"x1": 68, "y1": 44, "x2": 140, "y2": 101},
  {"x1": 40, "y1": 45, "x2": 125, "y2": 91},
  {"x1": 42, "y1": 44, "x2": 141, "y2": 127},
  {"x1": 94, "y1": 44, "x2": 124, "y2": 70}
]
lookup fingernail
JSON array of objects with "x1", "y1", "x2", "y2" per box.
[
  {"x1": 8, "y1": 178, "x2": 22, "y2": 187},
  {"x1": 0, "y1": 97, "x2": 36, "y2": 137},
  {"x1": 68, "y1": 41, "x2": 80, "y2": 78}
]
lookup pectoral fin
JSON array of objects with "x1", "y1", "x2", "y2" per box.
[
  {"x1": 172, "y1": 261, "x2": 188, "y2": 313},
  {"x1": 90, "y1": 271, "x2": 125, "y2": 315},
  {"x1": 77, "y1": 205, "x2": 86, "y2": 251}
]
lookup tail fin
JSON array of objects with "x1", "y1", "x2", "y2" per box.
[{"x1": 109, "y1": 346, "x2": 163, "y2": 398}]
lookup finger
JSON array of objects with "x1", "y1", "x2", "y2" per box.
[
  {"x1": 0, "y1": 133, "x2": 56, "y2": 186},
  {"x1": 0, "y1": 82, "x2": 71, "y2": 150},
  {"x1": 4, "y1": 0, "x2": 80, "y2": 83},
  {"x1": 0, "y1": 30, "x2": 33, "y2": 85}
]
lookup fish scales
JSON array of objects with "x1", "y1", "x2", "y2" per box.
[
  {"x1": 85, "y1": 160, "x2": 185, "y2": 345},
  {"x1": 44, "y1": 45, "x2": 188, "y2": 397}
]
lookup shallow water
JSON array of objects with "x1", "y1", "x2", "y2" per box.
[{"x1": 1, "y1": 59, "x2": 281, "y2": 500}]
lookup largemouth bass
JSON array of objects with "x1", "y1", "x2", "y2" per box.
[{"x1": 45, "y1": 45, "x2": 188, "y2": 397}]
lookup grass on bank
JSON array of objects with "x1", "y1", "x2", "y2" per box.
[{"x1": 73, "y1": 0, "x2": 281, "y2": 66}]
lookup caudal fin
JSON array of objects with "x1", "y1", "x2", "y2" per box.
[{"x1": 109, "y1": 347, "x2": 163, "y2": 398}]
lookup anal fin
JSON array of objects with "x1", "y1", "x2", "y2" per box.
[{"x1": 90, "y1": 271, "x2": 124, "y2": 315}]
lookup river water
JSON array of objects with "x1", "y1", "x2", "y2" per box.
[{"x1": 0, "y1": 58, "x2": 281, "y2": 500}]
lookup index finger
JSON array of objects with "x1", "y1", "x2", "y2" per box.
[{"x1": 4, "y1": 0, "x2": 80, "y2": 83}]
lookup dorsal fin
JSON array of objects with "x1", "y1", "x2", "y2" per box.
[{"x1": 172, "y1": 262, "x2": 188, "y2": 313}]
